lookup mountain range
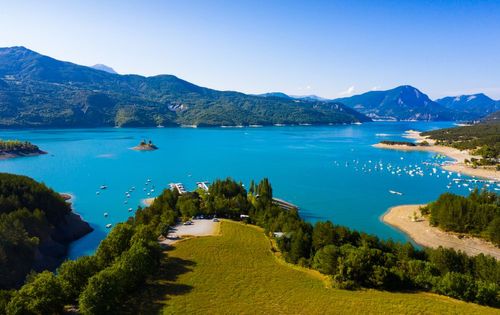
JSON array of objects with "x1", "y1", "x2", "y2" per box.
[
  {"x1": 262, "y1": 87, "x2": 499, "y2": 122},
  {"x1": 0, "y1": 46, "x2": 498, "y2": 128},
  {"x1": 0, "y1": 47, "x2": 368, "y2": 128},
  {"x1": 435, "y1": 93, "x2": 499, "y2": 119}
]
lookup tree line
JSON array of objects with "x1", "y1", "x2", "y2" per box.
[
  {"x1": 422, "y1": 123, "x2": 500, "y2": 167},
  {"x1": 0, "y1": 140, "x2": 40, "y2": 154},
  {"x1": 1, "y1": 177, "x2": 499, "y2": 314},
  {"x1": 421, "y1": 189, "x2": 500, "y2": 245}
]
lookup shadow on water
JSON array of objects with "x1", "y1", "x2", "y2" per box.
[{"x1": 121, "y1": 253, "x2": 196, "y2": 314}]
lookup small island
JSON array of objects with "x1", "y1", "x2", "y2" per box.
[
  {"x1": 131, "y1": 139, "x2": 158, "y2": 151},
  {"x1": 0, "y1": 139, "x2": 46, "y2": 159}
]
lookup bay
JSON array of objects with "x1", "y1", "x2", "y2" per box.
[{"x1": 0, "y1": 121, "x2": 490, "y2": 259}]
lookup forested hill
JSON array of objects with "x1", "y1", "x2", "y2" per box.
[
  {"x1": 0, "y1": 46, "x2": 369, "y2": 128},
  {"x1": 422, "y1": 119, "x2": 500, "y2": 166},
  {"x1": 0, "y1": 173, "x2": 92, "y2": 289},
  {"x1": 334, "y1": 85, "x2": 458, "y2": 121}
]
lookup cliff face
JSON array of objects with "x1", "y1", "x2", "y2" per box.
[{"x1": 33, "y1": 212, "x2": 93, "y2": 271}]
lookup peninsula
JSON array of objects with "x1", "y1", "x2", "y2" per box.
[
  {"x1": 374, "y1": 129, "x2": 500, "y2": 181},
  {"x1": 0, "y1": 139, "x2": 46, "y2": 160},
  {"x1": 382, "y1": 204, "x2": 500, "y2": 260}
]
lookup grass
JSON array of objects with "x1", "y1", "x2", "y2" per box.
[{"x1": 129, "y1": 221, "x2": 499, "y2": 314}]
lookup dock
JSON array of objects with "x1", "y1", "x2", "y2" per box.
[
  {"x1": 272, "y1": 197, "x2": 299, "y2": 211},
  {"x1": 196, "y1": 181, "x2": 210, "y2": 192},
  {"x1": 169, "y1": 183, "x2": 187, "y2": 194}
]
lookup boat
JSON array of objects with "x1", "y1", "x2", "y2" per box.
[
  {"x1": 104, "y1": 212, "x2": 108, "y2": 217},
  {"x1": 128, "y1": 207, "x2": 133, "y2": 212},
  {"x1": 100, "y1": 185, "x2": 107, "y2": 190},
  {"x1": 96, "y1": 191, "x2": 100, "y2": 195},
  {"x1": 105, "y1": 223, "x2": 112, "y2": 228},
  {"x1": 389, "y1": 190, "x2": 403, "y2": 195}
]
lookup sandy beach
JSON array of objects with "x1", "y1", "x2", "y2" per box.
[
  {"x1": 373, "y1": 130, "x2": 500, "y2": 181},
  {"x1": 382, "y1": 205, "x2": 500, "y2": 260},
  {"x1": 142, "y1": 197, "x2": 155, "y2": 206}
]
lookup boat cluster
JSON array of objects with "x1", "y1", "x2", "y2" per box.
[
  {"x1": 332, "y1": 157, "x2": 499, "y2": 194},
  {"x1": 98, "y1": 178, "x2": 158, "y2": 229}
]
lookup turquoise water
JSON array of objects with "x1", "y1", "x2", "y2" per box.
[{"x1": 0, "y1": 122, "x2": 494, "y2": 259}]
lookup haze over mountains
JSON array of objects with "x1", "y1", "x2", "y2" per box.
[
  {"x1": 0, "y1": 46, "x2": 498, "y2": 128},
  {"x1": 0, "y1": 46, "x2": 368, "y2": 128}
]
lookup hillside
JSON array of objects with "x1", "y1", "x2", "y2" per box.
[
  {"x1": 128, "y1": 221, "x2": 497, "y2": 314},
  {"x1": 422, "y1": 121, "x2": 500, "y2": 166},
  {"x1": 334, "y1": 85, "x2": 457, "y2": 121},
  {"x1": 483, "y1": 110, "x2": 500, "y2": 123},
  {"x1": 436, "y1": 94, "x2": 499, "y2": 120},
  {"x1": 0, "y1": 46, "x2": 369, "y2": 128},
  {"x1": 0, "y1": 173, "x2": 92, "y2": 289}
]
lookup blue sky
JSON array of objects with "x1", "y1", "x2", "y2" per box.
[{"x1": 1, "y1": 0, "x2": 499, "y2": 99}]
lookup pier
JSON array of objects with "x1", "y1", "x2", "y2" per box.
[
  {"x1": 169, "y1": 183, "x2": 187, "y2": 194},
  {"x1": 272, "y1": 197, "x2": 299, "y2": 211},
  {"x1": 196, "y1": 181, "x2": 210, "y2": 192}
]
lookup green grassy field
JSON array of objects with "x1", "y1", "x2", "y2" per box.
[{"x1": 130, "y1": 221, "x2": 499, "y2": 314}]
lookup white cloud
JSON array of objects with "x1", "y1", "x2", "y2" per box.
[
  {"x1": 298, "y1": 85, "x2": 312, "y2": 91},
  {"x1": 371, "y1": 86, "x2": 379, "y2": 91},
  {"x1": 338, "y1": 85, "x2": 355, "y2": 96}
]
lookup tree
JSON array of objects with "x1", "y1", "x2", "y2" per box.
[
  {"x1": 312, "y1": 221, "x2": 336, "y2": 251},
  {"x1": 312, "y1": 245, "x2": 340, "y2": 275},
  {"x1": 95, "y1": 223, "x2": 134, "y2": 268},
  {"x1": 79, "y1": 267, "x2": 123, "y2": 315},
  {"x1": 6, "y1": 271, "x2": 65, "y2": 315},
  {"x1": 57, "y1": 256, "x2": 99, "y2": 301}
]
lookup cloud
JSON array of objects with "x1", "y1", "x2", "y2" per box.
[
  {"x1": 338, "y1": 86, "x2": 355, "y2": 96},
  {"x1": 371, "y1": 86, "x2": 379, "y2": 91}
]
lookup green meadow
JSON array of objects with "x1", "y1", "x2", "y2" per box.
[{"x1": 129, "y1": 221, "x2": 499, "y2": 314}]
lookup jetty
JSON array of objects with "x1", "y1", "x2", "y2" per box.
[
  {"x1": 272, "y1": 197, "x2": 299, "y2": 211},
  {"x1": 169, "y1": 183, "x2": 187, "y2": 194},
  {"x1": 196, "y1": 181, "x2": 210, "y2": 192}
]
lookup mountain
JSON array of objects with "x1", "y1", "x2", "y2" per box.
[
  {"x1": 91, "y1": 63, "x2": 117, "y2": 74},
  {"x1": 482, "y1": 110, "x2": 500, "y2": 123},
  {"x1": 334, "y1": 85, "x2": 456, "y2": 121},
  {"x1": 257, "y1": 92, "x2": 292, "y2": 99},
  {"x1": 258, "y1": 92, "x2": 329, "y2": 102},
  {"x1": 0, "y1": 47, "x2": 369, "y2": 128},
  {"x1": 435, "y1": 93, "x2": 499, "y2": 120}
]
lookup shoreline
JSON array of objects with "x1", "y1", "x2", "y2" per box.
[
  {"x1": 142, "y1": 197, "x2": 155, "y2": 206},
  {"x1": 0, "y1": 150, "x2": 47, "y2": 160},
  {"x1": 381, "y1": 204, "x2": 500, "y2": 260},
  {"x1": 373, "y1": 130, "x2": 499, "y2": 181}
]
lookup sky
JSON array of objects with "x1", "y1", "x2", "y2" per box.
[{"x1": 1, "y1": 0, "x2": 499, "y2": 99}]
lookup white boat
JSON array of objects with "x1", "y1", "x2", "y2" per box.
[
  {"x1": 389, "y1": 190, "x2": 403, "y2": 195},
  {"x1": 104, "y1": 212, "x2": 108, "y2": 217},
  {"x1": 106, "y1": 224, "x2": 112, "y2": 228},
  {"x1": 128, "y1": 208, "x2": 133, "y2": 212},
  {"x1": 100, "y1": 185, "x2": 107, "y2": 190}
]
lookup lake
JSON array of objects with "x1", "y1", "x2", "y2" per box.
[{"x1": 0, "y1": 122, "x2": 493, "y2": 259}]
